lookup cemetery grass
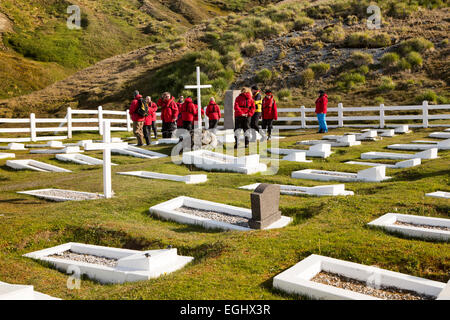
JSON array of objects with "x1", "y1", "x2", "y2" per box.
[{"x1": 0, "y1": 129, "x2": 448, "y2": 300}]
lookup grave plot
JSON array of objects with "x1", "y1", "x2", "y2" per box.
[
  {"x1": 292, "y1": 166, "x2": 390, "y2": 182},
  {"x1": 18, "y1": 189, "x2": 104, "y2": 202},
  {"x1": 182, "y1": 150, "x2": 267, "y2": 175},
  {"x1": 64, "y1": 140, "x2": 93, "y2": 148},
  {"x1": 118, "y1": 171, "x2": 207, "y2": 184},
  {"x1": 6, "y1": 160, "x2": 71, "y2": 172},
  {"x1": 0, "y1": 153, "x2": 15, "y2": 160},
  {"x1": 273, "y1": 254, "x2": 446, "y2": 300},
  {"x1": 26, "y1": 141, "x2": 64, "y2": 148},
  {"x1": 387, "y1": 139, "x2": 450, "y2": 151},
  {"x1": 0, "y1": 281, "x2": 60, "y2": 300},
  {"x1": 56, "y1": 154, "x2": 117, "y2": 166},
  {"x1": 150, "y1": 185, "x2": 292, "y2": 231},
  {"x1": 361, "y1": 148, "x2": 438, "y2": 160},
  {"x1": 151, "y1": 138, "x2": 180, "y2": 145},
  {"x1": 372, "y1": 129, "x2": 395, "y2": 137},
  {"x1": 298, "y1": 135, "x2": 361, "y2": 148},
  {"x1": 345, "y1": 158, "x2": 421, "y2": 169},
  {"x1": 344, "y1": 130, "x2": 379, "y2": 141},
  {"x1": 270, "y1": 145, "x2": 332, "y2": 158},
  {"x1": 282, "y1": 152, "x2": 312, "y2": 163},
  {"x1": 394, "y1": 125, "x2": 410, "y2": 134},
  {"x1": 239, "y1": 183, "x2": 354, "y2": 196},
  {"x1": 426, "y1": 191, "x2": 450, "y2": 199},
  {"x1": 23, "y1": 243, "x2": 193, "y2": 284},
  {"x1": 368, "y1": 213, "x2": 450, "y2": 241},
  {"x1": 30, "y1": 147, "x2": 82, "y2": 154},
  {"x1": 111, "y1": 145, "x2": 168, "y2": 159},
  {"x1": 0, "y1": 143, "x2": 26, "y2": 150},
  {"x1": 429, "y1": 132, "x2": 450, "y2": 139}
]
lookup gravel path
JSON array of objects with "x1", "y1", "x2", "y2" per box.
[
  {"x1": 32, "y1": 189, "x2": 103, "y2": 201},
  {"x1": 175, "y1": 206, "x2": 249, "y2": 228},
  {"x1": 48, "y1": 250, "x2": 118, "y2": 267},
  {"x1": 312, "y1": 272, "x2": 434, "y2": 300},
  {"x1": 395, "y1": 221, "x2": 450, "y2": 232}
]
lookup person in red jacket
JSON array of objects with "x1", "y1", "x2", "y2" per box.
[
  {"x1": 129, "y1": 90, "x2": 145, "y2": 146},
  {"x1": 315, "y1": 90, "x2": 328, "y2": 133},
  {"x1": 176, "y1": 96, "x2": 185, "y2": 129},
  {"x1": 206, "y1": 97, "x2": 221, "y2": 131},
  {"x1": 157, "y1": 92, "x2": 179, "y2": 138},
  {"x1": 234, "y1": 87, "x2": 255, "y2": 148},
  {"x1": 143, "y1": 96, "x2": 157, "y2": 145},
  {"x1": 261, "y1": 90, "x2": 278, "y2": 140},
  {"x1": 149, "y1": 97, "x2": 158, "y2": 139},
  {"x1": 180, "y1": 97, "x2": 198, "y2": 132}
]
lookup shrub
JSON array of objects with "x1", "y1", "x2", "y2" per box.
[
  {"x1": 381, "y1": 52, "x2": 400, "y2": 68},
  {"x1": 345, "y1": 32, "x2": 391, "y2": 48},
  {"x1": 398, "y1": 37, "x2": 434, "y2": 55},
  {"x1": 256, "y1": 69, "x2": 272, "y2": 83},
  {"x1": 278, "y1": 50, "x2": 287, "y2": 60},
  {"x1": 223, "y1": 51, "x2": 245, "y2": 72},
  {"x1": 387, "y1": 2, "x2": 419, "y2": 19},
  {"x1": 308, "y1": 62, "x2": 330, "y2": 77},
  {"x1": 374, "y1": 96, "x2": 385, "y2": 104},
  {"x1": 311, "y1": 41, "x2": 323, "y2": 50},
  {"x1": 293, "y1": 17, "x2": 315, "y2": 31},
  {"x1": 357, "y1": 65, "x2": 369, "y2": 75},
  {"x1": 337, "y1": 72, "x2": 366, "y2": 90},
  {"x1": 307, "y1": 5, "x2": 333, "y2": 19},
  {"x1": 349, "y1": 51, "x2": 373, "y2": 67},
  {"x1": 320, "y1": 25, "x2": 345, "y2": 43},
  {"x1": 300, "y1": 68, "x2": 315, "y2": 85},
  {"x1": 415, "y1": 90, "x2": 438, "y2": 104},
  {"x1": 406, "y1": 51, "x2": 423, "y2": 69},
  {"x1": 287, "y1": 37, "x2": 303, "y2": 47},
  {"x1": 241, "y1": 40, "x2": 264, "y2": 57},
  {"x1": 378, "y1": 76, "x2": 396, "y2": 92},
  {"x1": 277, "y1": 89, "x2": 291, "y2": 101},
  {"x1": 397, "y1": 58, "x2": 412, "y2": 71}
]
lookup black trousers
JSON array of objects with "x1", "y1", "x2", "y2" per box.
[
  {"x1": 151, "y1": 122, "x2": 157, "y2": 138},
  {"x1": 143, "y1": 124, "x2": 152, "y2": 145},
  {"x1": 182, "y1": 121, "x2": 193, "y2": 132},
  {"x1": 250, "y1": 112, "x2": 261, "y2": 131},
  {"x1": 162, "y1": 122, "x2": 175, "y2": 138},
  {"x1": 262, "y1": 119, "x2": 274, "y2": 137},
  {"x1": 209, "y1": 119, "x2": 218, "y2": 130},
  {"x1": 234, "y1": 116, "x2": 251, "y2": 147}
]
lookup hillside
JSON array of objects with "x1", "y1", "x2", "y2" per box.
[{"x1": 0, "y1": 0, "x2": 449, "y2": 117}]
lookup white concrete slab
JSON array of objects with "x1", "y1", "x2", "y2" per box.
[
  {"x1": 149, "y1": 196, "x2": 292, "y2": 231},
  {"x1": 368, "y1": 213, "x2": 450, "y2": 241},
  {"x1": 426, "y1": 191, "x2": 450, "y2": 199},
  {"x1": 0, "y1": 143, "x2": 26, "y2": 150},
  {"x1": 394, "y1": 125, "x2": 410, "y2": 134},
  {"x1": 30, "y1": 146, "x2": 82, "y2": 154},
  {"x1": 271, "y1": 146, "x2": 332, "y2": 159},
  {"x1": 239, "y1": 183, "x2": 354, "y2": 196},
  {"x1": 361, "y1": 148, "x2": 438, "y2": 160},
  {"x1": 292, "y1": 167, "x2": 390, "y2": 182},
  {"x1": 56, "y1": 154, "x2": 117, "y2": 166},
  {"x1": 26, "y1": 141, "x2": 64, "y2": 148},
  {"x1": 0, "y1": 281, "x2": 60, "y2": 300},
  {"x1": 282, "y1": 152, "x2": 312, "y2": 163},
  {"x1": 6, "y1": 160, "x2": 71, "y2": 172},
  {"x1": 18, "y1": 189, "x2": 104, "y2": 202},
  {"x1": 0, "y1": 153, "x2": 15, "y2": 160},
  {"x1": 429, "y1": 132, "x2": 450, "y2": 139},
  {"x1": 345, "y1": 158, "x2": 421, "y2": 169},
  {"x1": 151, "y1": 138, "x2": 180, "y2": 145},
  {"x1": 273, "y1": 254, "x2": 445, "y2": 300},
  {"x1": 112, "y1": 146, "x2": 168, "y2": 159},
  {"x1": 118, "y1": 171, "x2": 207, "y2": 184},
  {"x1": 24, "y1": 243, "x2": 193, "y2": 285},
  {"x1": 388, "y1": 139, "x2": 450, "y2": 151}
]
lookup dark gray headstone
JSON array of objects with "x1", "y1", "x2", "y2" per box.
[
  {"x1": 249, "y1": 184, "x2": 281, "y2": 229},
  {"x1": 224, "y1": 90, "x2": 240, "y2": 129}
]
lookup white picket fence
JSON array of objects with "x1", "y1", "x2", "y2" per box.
[{"x1": 0, "y1": 102, "x2": 449, "y2": 142}]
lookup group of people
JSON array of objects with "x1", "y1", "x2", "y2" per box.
[{"x1": 129, "y1": 87, "x2": 328, "y2": 147}]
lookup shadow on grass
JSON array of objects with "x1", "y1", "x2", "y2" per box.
[
  {"x1": 0, "y1": 198, "x2": 42, "y2": 205},
  {"x1": 282, "y1": 204, "x2": 324, "y2": 225},
  {"x1": 393, "y1": 168, "x2": 450, "y2": 182}
]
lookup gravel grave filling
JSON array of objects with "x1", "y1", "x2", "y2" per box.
[
  {"x1": 174, "y1": 206, "x2": 249, "y2": 228},
  {"x1": 32, "y1": 190, "x2": 103, "y2": 201},
  {"x1": 48, "y1": 250, "x2": 118, "y2": 268},
  {"x1": 394, "y1": 221, "x2": 450, "y2": 232},
  {"x1": 311, "y1": 271, "x2": 434, "y2": 300}
]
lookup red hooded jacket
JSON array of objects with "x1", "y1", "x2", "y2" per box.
[
  {"x1": 234, "y1": 92, "x2": 255, "y2": 118},
  {"x1": 206, "y1": 102, "x2": 221, "y2": 120},
  {"x1": 262, "y1": 95, "x2": 278, "y2": 120},
  {"x1": 315, "y1": 94, "x2": 328, "y2": 114},
  {"x1": 180, "y1": 97, "x2": 198, "y2": 122},
  {"x1": 157, "y1": 97, "x2": 179, "y2": 123},
  {"x1": 144, "y1": 102, "x2": 158, "y2": 125},
  {"x1": 129, "y1": 95, "x2": 145, "y2": 122}
]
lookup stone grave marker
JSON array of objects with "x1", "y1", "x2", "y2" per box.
[{"x1": 249, "y1": 184, "x2": 282, "y2": 229}]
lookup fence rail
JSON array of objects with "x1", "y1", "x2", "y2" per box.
[{"x1": 0, "y1": 101, "x2": 449, "y2": 142}]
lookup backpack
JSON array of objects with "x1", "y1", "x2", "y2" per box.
[{"x1": 136, "y1": 98, "x2": 148, "y2": 117}]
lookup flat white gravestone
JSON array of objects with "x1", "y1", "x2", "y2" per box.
[
  {"x1": 361, "y1": 148, "x2": 438, "y2": 160},
  {"x1": 0, "y1": 153, "x2": 15, "y2": 160},
  {"x1": 429, "y1": 132, "x2": 450, "y2": 139},
  {"x1": 345, "y1": 130, "x2": 378, "y2": 141},
  {"x1": 182, "y1": 150, "x2": 267, "y2": 175},
  {"x1": 345, "y1": 158, "x2": 421, "y2": 169},
  {"x1": 360, "y1": 129, "x2": 395, "y2": 138},
  {"x1": 56, "y1": 154, "x2": 117, "y2": 166},
  {"x1": 426, "y1": 191, "x2": 450, "y2": 200},
  {"x1": 118, "y1": 171, "x2": 207, "y2": 184},
  {"x1": 6, "y1": 160, "x2": 71, "y2": 173},
  {"x1": 112, "y1": 145, "x2": 168, "y2": 159},
  {"x1": 368, "y1": 213, "x2": 450, "y2": 241},
  {"x1": 0, "y1": 143, "x2": 26, "y2": 150},
  {"x1": 151, "y1": 138, "x2": 180, "y2": 145},
  {"x1": 388, "y1": 139, "x2": 450, "y2": 151},
  {"x1": 18, "y1": 189, "x2": 104, "y2": 202},
  {"x1": 273, "y1": 254, "x2": 445, "y2": 300},
  {"x1": 239, "y1": 183, "x2": 354, "y2": 196},
  {"x1": 292, "y1": 166, "x2": 390, "y2": 183},
  {"x1": 270, "y1": 145, "x2": 332, "y2": 158},
  {"x1": 0, "y1": 281, "x2": 60, "y2": 300},
  {"x1": 150, "y1": 196, "x2": 292, "y2": 231},
  {"x1": 394, "y1": 125, "x2": 410, "y2": 134},
  {"x1": 298, "y1": 135, "x2": 361, "y2": 147},
  {"x1": 30, "y1": 146, "x2": 83, "y2": 154},
  {"x1": 282, "y1": 152, "x2": 312, "y2": 163},
  {"x1": 26, "y1": 141, "x2": 64, "y2": 148},
  {"x1": 23, "y1": 243, "x2": 193, "y2": 285},
  {"x1": 64, "y1": 140, "x2": 93, "y2": 148}
]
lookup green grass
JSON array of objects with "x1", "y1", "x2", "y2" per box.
[{"x1": 0, "y1": 128, "x2": 448, "y2": 300}]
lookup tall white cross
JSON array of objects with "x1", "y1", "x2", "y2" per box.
[
  {"x1": 83, "y1": 120, "x2": 128, "y2": 199},
  {"x1": 184, "y1": 66, "x2": 212, "y2": 130}
]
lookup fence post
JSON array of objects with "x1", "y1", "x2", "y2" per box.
[
  {"x1": 300, "y1": 106, "x2": 306, "y2": 129},
  {"x1": 422, "y1": 100, "x2": 429, "y2": 128},
  {"x1": 338, "y1": 103, "x2": 344, "y2": 127},
  {"x1": 98, "y1": 106, "x2": 103, "y2": 135},
  {"x1": 67, "y1": 107, "x2": 73, "y2": 139},
  {"x1": 30, "y1": 113, "x2": 37, "y2": 142},
  {"x1": 379, "y1": 104, "x2": 385, "y2": 129},
  {"x1": 126, "y1": 109, "x2": 132, "y2": 132}
]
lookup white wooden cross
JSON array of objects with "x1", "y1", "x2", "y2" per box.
[
  {"x1": 184, "y1": 66, "x2": 212, "y2": 130},
  {"x1": 83, "y1": 120, "x2": 128, "y2": 199}
]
